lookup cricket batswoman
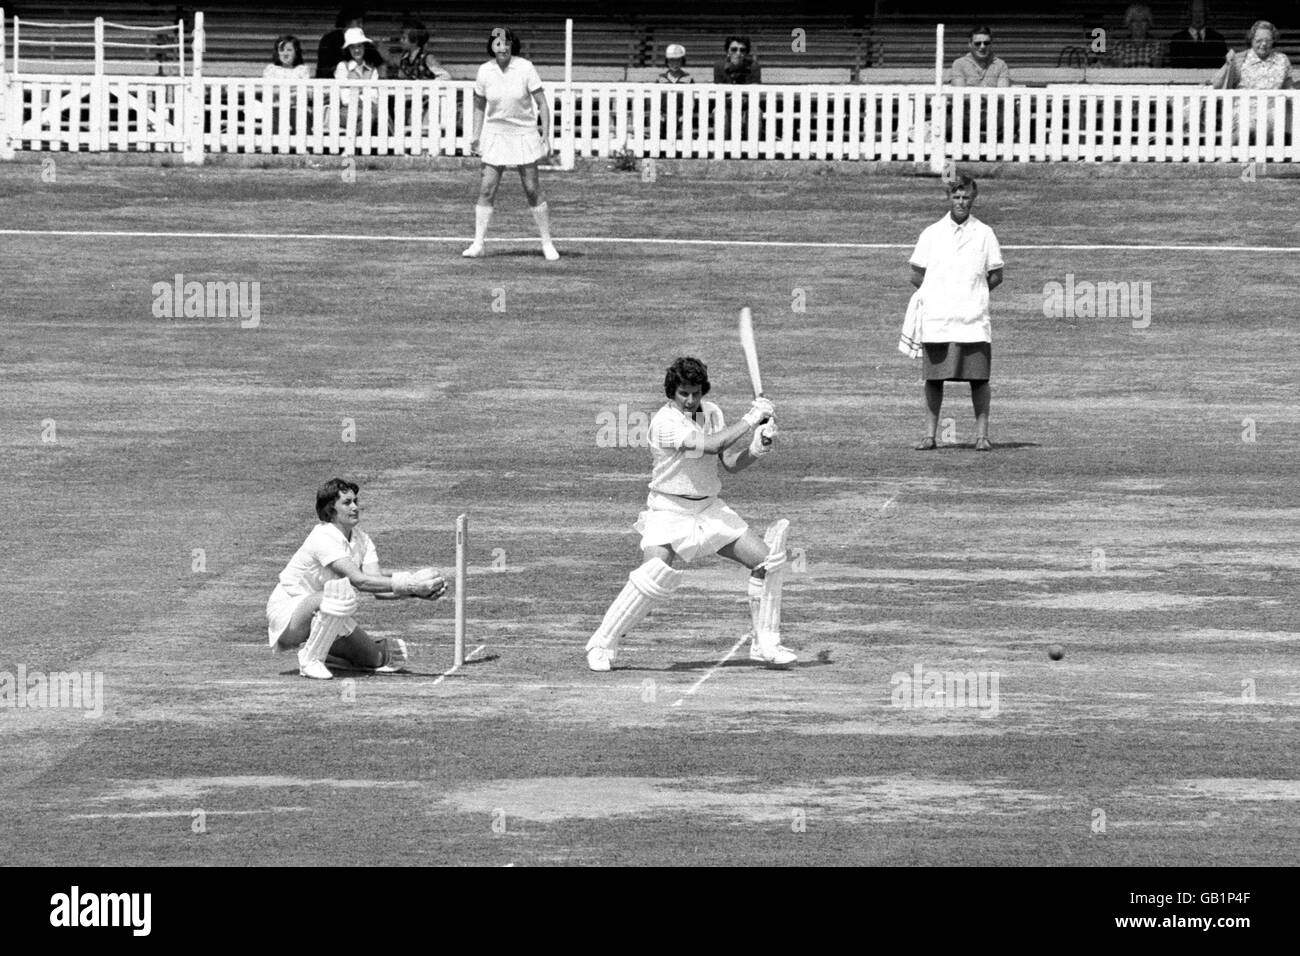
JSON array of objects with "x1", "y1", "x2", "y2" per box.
[{"x1": 586, "y1": 356, "x2": 796, "y2": 671}]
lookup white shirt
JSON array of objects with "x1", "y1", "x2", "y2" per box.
[
  {"x1": 475, "y1": 56, "x2": 544, "y2": 129},
  {"x1": 647, "y1": 401, "x2": 725, "y2": 498},
  {"x1": 277, "y1": 523, "x2": 379, "y2": 596},
  {"x1": 909, "y1": 213, "x2": 1004, "y2": 343}
]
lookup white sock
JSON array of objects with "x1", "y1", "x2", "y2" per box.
[
  {"x1": 474, "y1": 203, "x2": 493, "y2": 243},
  {"x1": 587, "y1": 558, "x2": 682, "y2": 654},
  {"x1": 530, "y1": 201, "x2": 553, "y2": 242}
]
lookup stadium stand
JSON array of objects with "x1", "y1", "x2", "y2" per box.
[{"x1": 8, "y1": 2, "x2": 1296, "y2": 81}]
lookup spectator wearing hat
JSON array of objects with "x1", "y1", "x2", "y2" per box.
[
  {"x1": 659, "y1": 44, "x2": 694, "y2": 83},
  {"x1": 317, "y1": 6, "x2": 383, "y2": 79},
  {"x1": 335, "y1": 25, "x2": 383, "y2": 137}
]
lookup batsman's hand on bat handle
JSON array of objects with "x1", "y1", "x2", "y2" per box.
[
  {"x1": 749, "y1": 420, "x2": 777, "y2": 456},
  {"x1": 742, "y1": 396, "x2": 775, "y2": 428}
]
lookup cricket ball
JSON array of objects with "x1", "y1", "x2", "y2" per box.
[{"x1": 1048, "y1": 644, "x2": 1064, "y2": 661}]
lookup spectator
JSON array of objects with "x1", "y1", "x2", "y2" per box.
[
  {"x1": 335, "y1": 26, "x2": 382, "y2": 137},
  {"x1": 659, "y1": 43, "x2": 693, "y2": 84},
  {"x1": 317, "y1": 6, "x2": 383, "y2": 79},
  {"x1": 264, "y1": 35, "x2": 310, "y2": 80},
  {"x1": 1211, "y1": 20, "x2": 1293, "y2": 142},
  {"x1": 1168, "y1": 0, "x2": 1228, "y2": 69},
  {"x1": 394, "y1": 20, "x2": 452, "y2": 81},
  {"x1": 951, "y1": 26, "x2": 1012, "y2": 87},
  {"x1": 714, "y1": 36, "x2": 761, "y2": 83},
  {"x1": 1109, "y1": 4, "x2": 1164, "y2": 67}
]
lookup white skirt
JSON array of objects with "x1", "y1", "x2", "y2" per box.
[
  {"x1": 266, "y1": 584, "x2": 310, "y2": 648},
  {"x1": 480, "y1": 125, "x2": 545, "y2": 167},
  {"x1": 634, "y1": 492, "x2": 748, "y2": 563}
]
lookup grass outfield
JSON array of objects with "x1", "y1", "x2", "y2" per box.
[{"x1": 1, "y1": 162, "x2": 1297, "y2": 866}]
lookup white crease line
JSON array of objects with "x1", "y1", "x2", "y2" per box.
[
  {"x1": 1, "y1": 228, "x2": 1298, "y2": 253},
  {"x1": 671, "y1": 633, "x2": 752, "y2": 708},
  {"x1": 431, "y1": 643, "x2": 487, "y2": 687}
]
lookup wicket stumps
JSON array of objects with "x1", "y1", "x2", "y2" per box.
[{"x1": 453, "y1": 513, "x2": 468, "y2": 667}]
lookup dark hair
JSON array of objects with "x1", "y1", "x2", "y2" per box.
[
  {"x1": 402, "y1": 20, "x2": 429, "y2": 49},
  {"x1": 664, "y1": 357, "x2": 711, "y2": 398},
  {"x1": 724, "y1": 35, "x2": 751, "y2": 54},
  {"x1": 487, "y1": 27, "x2": 522, "y2": 56},
  {"x1": 968, "y1": 25, "x2": 993, "y2": 40},
  {"x1": 270, "y1": 35, "x2": 304, "y2": 66},
  {"x1": 316, "y1": 478, "x2": 360, "y2": 521},
  {"x1": 334, "y1": 6, "x2": 365, "y2": 30},
  {"x1": 946, "y1": 174, "x2": 978, "y2": 196}
]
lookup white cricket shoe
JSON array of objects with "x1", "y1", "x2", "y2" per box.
[
  {"x1": 461, "y1": 241, "x2": 486, "y2": 258},
  {"x1": 541, "y1": 241, "x2": 560, "y2": 261},
  {"x1": 750, "y1": 635, "x2": 797, "y2": 667},
  {"x1": 374, "y1": 638, "x2": 408, "y2": 673},
  {"x1": 586, "y1": 647, "x2": 614, "y2": 672},
  {"x1": 298, "y1": 653, "x2": 333, "y2": 680}
]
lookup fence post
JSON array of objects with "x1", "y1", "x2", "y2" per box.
[
  {"x1": 183, "y1": 11, "x2": 204, "y2": 164},
  {"x1": 928, "y1": 23, "x2": 946, "y2": 174},
  {"x1": 560, "y1": 17, "x2": 575, "y2": 169},
  {"x1": 0, "y1": 8, "x2": 12, "y2": 160}
]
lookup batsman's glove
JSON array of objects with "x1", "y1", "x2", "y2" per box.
[
  {"x1": 742, "y1": 397, "x2": 775, "y2": 428},
  {"x1": 749, "y1": 421, "x2": 777, "y2": 456}
]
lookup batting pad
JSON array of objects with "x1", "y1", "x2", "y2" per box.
[
  {"x1": 301, "y1": 579, "x2": 359, "y2": 666},
  {"x1": 756, "y1": 520, "x2": 790, "y2": 650},
  {"x1": 586, "y1": 558, "x2": 683, "y2": 654}
]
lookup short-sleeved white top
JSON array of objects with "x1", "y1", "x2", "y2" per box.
[
  {"x1": 277, "y1": 523, "x2": 379, "y2": 596},
  {"x1": 647, "y1": 401, "x2": 725, "y2": 498},
  {"x1": 909, "y1": 213, "x2": 1004, "y2": 343},
  {"x1": 475, "y1": 56, "x2": 544, "y2": 129}
]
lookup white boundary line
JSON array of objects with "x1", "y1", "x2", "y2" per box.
[
  {"x1": 670, "y1": 633, "x2": 752, "y2": 708},
  {"x1": 431, "y1": 642, "x2": 486, "y2": 686},
  {"x1": 1, "y1": 228, "x2": 1298, "y2": 253}
]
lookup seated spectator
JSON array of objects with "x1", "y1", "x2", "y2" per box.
[
  {"x1": 1212, "y1": 20, "x2": 1293, "y2": 90},
  {"x1": 659, "y1": 43, "x2": 693, "y2": 84},
  {"x1": 714, "y1": 36, "x2": 761, "y2": 83},
  {"x1": 1168, "y1": 0, "x2": 1228, "y2": 69},
  {"x1": 1210, "y1": 20, "x2": 1293, "y2": 141},
  {"x1": 318, "y1": 6, "x2": 383, "y2": 79},
  {"x1": 264, "y1": 35, "x2": 310, "y2": 80},
  {"x1": 950, "y1": 26, "x2": 1012, "y2": 87},
  {"x1": 1109, "y1": 4, "x2": 1164, "y2": 67},
  {"x1": 335, "y1": 26, "x2": 382, "y2": 137},
  {"x1": 394, "y1": 20, "x2": 452, "y2": 81}
]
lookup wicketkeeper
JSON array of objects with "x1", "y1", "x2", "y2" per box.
[
  {"x1": 266, "y1": 478, "x2": 448, "y2": 680},
  {"x1": 586, "y1": 357, "x2": 796, "y2": 671}
]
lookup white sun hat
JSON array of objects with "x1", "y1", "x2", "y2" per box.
[{"x1": 342, "y1": 27, "x2": 371, "y2": 48}]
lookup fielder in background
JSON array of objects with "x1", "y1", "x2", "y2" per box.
[
  {"x1": 909, "y1": 175, "x2": 1004, "y2": 452},
  {"x1": 267, "y1": 478, "x2": 447, "y2": 680},
  {"x1": 586, "y1": 357, "x2": 795, "y2": 671},
  {"x1": 464, "y1": 27, "x2": 559, "y2": 261}
]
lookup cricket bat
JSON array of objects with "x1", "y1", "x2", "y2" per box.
[{"x1": 738, "y1": 307, "x2": 773, "y2": 443}]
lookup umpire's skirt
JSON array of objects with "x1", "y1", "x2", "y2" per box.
[{"x1": 922, "y1": 341, "x2": 991, "y2": 382}]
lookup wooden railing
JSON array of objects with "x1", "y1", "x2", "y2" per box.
[{"x1": 2, "y1": 75, "x2": 1297, "y2": 164}]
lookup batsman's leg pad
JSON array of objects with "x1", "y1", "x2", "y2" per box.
[
  {"x1": 586, "y1": 558, "x2": 683, "y2": 655},
  {"x1": 756, "y1": 521, "x2": 790, "y2": 651}
]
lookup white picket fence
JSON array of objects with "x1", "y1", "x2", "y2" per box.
[{"x1": 2, "y1": 75, "x2": 1297, "y2": 164}]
